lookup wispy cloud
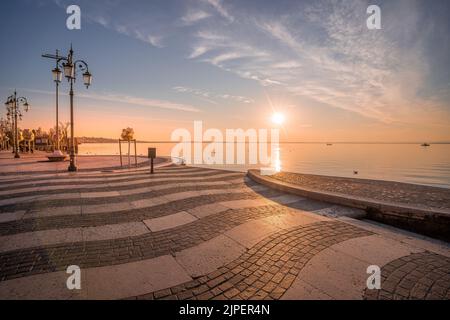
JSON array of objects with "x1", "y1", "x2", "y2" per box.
[
  {"x1": 188, "y1": 30, "x2": 279, "y2": 86},
  {"x1": 21, "y1": 88, "x2": 200, "y2": 113},
  {"x1": 118, "y1": 28, "x2": 164, "y2": 48},
  {"x1": 80, "y1": 92, "x2": 200, "y2": 112},
  {"x1": 181, "y1": 10, "x2": 211, "y2": 25},
  {"x1": 173, "y1": 86, "x2": 254, "y2": 104},
  {"x1": 49, "y1": 0, "x2": 449, "y2": 128},
  {"x1": 55, "y1": 0, "x2": 167, "y2": 49},
  {"x1": 182, "y1": 0, "x2": 447, "y2": 124},
  {"x1": 189, "y1": 46, "x2": 211, "y2": 59},
  {"x1": 203, "y1": 0, "x2": 234, "y2": 22}
]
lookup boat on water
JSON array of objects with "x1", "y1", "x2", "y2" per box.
[
  {"x1": 421, "y1": 143, "x2": 430, "y2": 147},
  {"x1": 326, "y1": 143, "x2": 333, "y2": 146}
]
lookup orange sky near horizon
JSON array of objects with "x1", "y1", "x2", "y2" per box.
[{"x1": 17, "y1": 99, "x2": 450, "y2": 143}]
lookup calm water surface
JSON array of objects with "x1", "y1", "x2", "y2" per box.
[{"x1": 78, "y1": 143, "x2": 450, "y2": 188}]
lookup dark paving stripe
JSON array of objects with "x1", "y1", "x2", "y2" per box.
[
  {"x1": 364, "y1": 252, "x2": 450, "y2": 300},
  {"x1": 0, "y1": 168, "x2": 229, "y2": 192},
  {"x1": 0, "y1": 172, "x2": 244, "y2": 200},
  {"x1": 0, "y1": 204, "x2": 300, "y2": 281},
  {"x1": 129, "y1": 221, "x2": 373, "y2": 300},
  {"x1": 0, "y1": 189, "x2": 286, "y2": 236},
  {"x1": 0, "y1": 175, "x2": 249, "y2": 213}
]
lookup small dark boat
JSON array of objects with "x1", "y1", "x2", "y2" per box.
[
  {"x1": 326, "y1": 143, "x2": 332, "y2": 146},
  {"x1": 421, "y1": 143, "x2": 430, "y2": 147}
]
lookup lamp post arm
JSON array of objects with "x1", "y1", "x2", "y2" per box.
[
  {"x1": 73, "y1": 60, "x2": 89, "y2": 74},
  {"x1": 17, "y1": 97, "x2": 28, "y2": 104}
]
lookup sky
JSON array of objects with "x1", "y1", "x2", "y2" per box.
[{"x1": 0, "y1": 0, "x2": 449, "y2": 142}]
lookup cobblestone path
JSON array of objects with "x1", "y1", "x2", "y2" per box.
[{"x1": 0, "y1": 163, "x2": 448, "y2": 299}]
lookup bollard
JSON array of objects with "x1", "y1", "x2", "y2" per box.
[{"x1": 148, "y1": 148, "x2": 156, "y2": 174}]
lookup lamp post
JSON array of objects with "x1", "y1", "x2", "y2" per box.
[
  {"x1": 42, "y1": 45, "x2": 92, "y2": 171},
  {"x1": 4, "y1": 91, "x2": 30, "y2": 158},
  {"x1": 52, "y1": 50, "x2": 62, "y2": 152}
]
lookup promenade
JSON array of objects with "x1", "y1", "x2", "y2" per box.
[{"x1": 0, "y1": 151, "x2": 448, "y2": 300}]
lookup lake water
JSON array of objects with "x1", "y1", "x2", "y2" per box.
[{"x1": 78, "y1": 143, "x2": 450, "y2": 188}]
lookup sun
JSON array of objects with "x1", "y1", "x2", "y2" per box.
[{"x1": 271, "y1": 112, "x2": 285, "y2": 125}]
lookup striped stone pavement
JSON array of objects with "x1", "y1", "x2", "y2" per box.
[{"x1": 0, "y1": 162, "x2": 449, "y2": 300}]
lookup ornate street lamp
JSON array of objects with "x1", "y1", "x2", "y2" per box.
[
  {"x1": 42, "y1": 45, "x2": 92, "y2": 171},
  {"x1": 43, "y1": 50, "x2": 66, "y2": 161},
  {"x1": 52, "y1": 66, "x2": 62, "y2": 83},
  {"x1": 4, "y1": 91, "x2": 30, "y2": 158},
  {"x1": 82, "y1": 71, "x2": 92, "y2": 88}
]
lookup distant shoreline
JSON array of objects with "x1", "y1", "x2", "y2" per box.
[{"x1": 78, "y1": 139, "x2": 450, "y2": 145}]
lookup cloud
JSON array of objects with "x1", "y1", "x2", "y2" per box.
[
  {"x1": 49, "y1": 0, "x2": 449, "y2": 127},
  {"x1": 120, "y1": 29, "x2": 165, "y2": 48},
  {"x1": 183, "y1": 0, "x2": 446, "y2": 124},
  {"x1": 181, "y1": 10, "x2": 211, "y2": 25},
  {"x1": 54, "y1": 0, "x2": 167, "y2": 49},
  {"x1": 188, "y1": 46, "x2": 211, "y2": 59},
  {"x1": 21, "y1": 88, "x2": 200, "y2": 113},
  {"x1": 79, "y1": 92, "x2": 201, "y2": 112},
  {"x1": 146, "y1": 35, "x2": 164, "y2": 48},
  {"x1": 203, "y1": 0, "x2": 234, "y2": 22},
  {"x1": 173, "y1": 86, "x2": 254, "y2": 104},
  {"x1": 188, "y1": 30, "x2": 279, "y2": 86}
]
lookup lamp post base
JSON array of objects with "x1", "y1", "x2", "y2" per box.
[
  {"x1": 14, "y1": 153, "x2": 20, "y2": 159},
  {"x1": 47, "y1": 150, "x2": 67, "y2": 162},
  {"x1": 68, "y1": 155, "x2": 77, "y2": 172}
]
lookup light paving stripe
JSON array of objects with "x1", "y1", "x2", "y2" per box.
[
  {"x1": 259, "y1": 209, "x2": 330, "y2": 229},
  {"x1": 223, "y1": 219, "x2": 282, "y2": 249},
  {"x1": 0, "y1": 173, "x2": 244, "y2": 206},
  {"x1": 0, "y1": 169, "x2": 239, "y2": 193},
  {"x1": 219, "y1": 198, "x2": 273, "y2": 209},
  {"x1": 83, "y1": 222, "x2": 149, "y2": 241},
  {"x1": 143, "y1": 211, "x2": 197, "y2": 232},
  {"x1": 0, "y1": 228, "x2": 83, "y2": 253},
  {"x1": 0, "y1": 270, "x2": 88, "y2": 300},
  {"x1": 85, "y1": 255, "x2": 192, "y2": 300},
  {"x1": 175, "y1": 235, "x2": 246, "y2": 278},
  {"x1": 0, "y1": 211, "x2": 26, "y2": 223},
  {"x1": 281, "y1": 234, "x2": 424, "y2": 300},
  {"x1": 0, "y1": 221, "x2": 149, "y2": 253},
  {"x1": 224, "y1": 210, "x2": 330, "y2": 250},
  {"x1": 26, "y1": 205, "x2": 83, "y2": 219},
  {"x1": 187, "y1": 203, "x2": 229, "y2": 219},
  {"x1": 338, "y1": 216, "x2": 450, "y2": 258},
  {"x1": 0, "y1": 255, "x2": 192, "y2": 300}
]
